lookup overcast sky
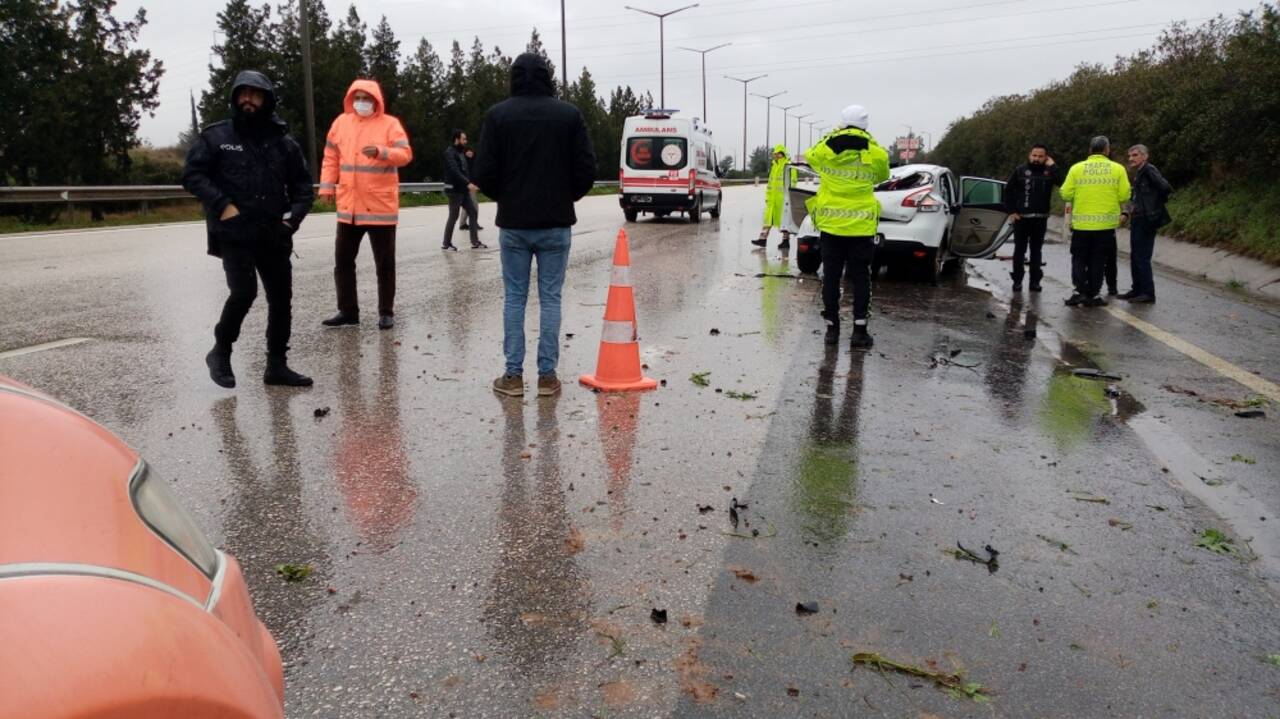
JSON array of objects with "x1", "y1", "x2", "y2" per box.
[{"x1": 122, "y1": 0, "x2": 1254, "y2": 160}]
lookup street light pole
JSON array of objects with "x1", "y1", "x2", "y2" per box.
[
  {"x1": 793, "y1": 112, "x2": 811, "y2": 156},
  {"x1": 725, "y1": 74, "x2": 765, "y2": 172},
  {"x1": 805, "y1": 120, "x2": 821, "y2": 148},
  {"x1": 679, "y1": 42, "x2": 730, "y2": 121},
  {"x1": 298, "y1": 0, "x2": 318, "y2": 181},
  {"x1": 626, "y1": 4, "x2": 699, "y2": 109},
  {"x1": 560, "y1": 0, "x2": 568, "y2": 95},
  {"x1": 750, "y1": 90, "x2": 785, "y2": 150},
  {"x1": 777, "y1": 103, "x2": 801, "y2": 154}
]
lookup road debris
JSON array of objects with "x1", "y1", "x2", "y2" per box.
[
  {"x1": 650, "y1": 608, "x2": 668, "y2": 625},
  {"x1": 1234, "y1": 409, "x2": 1266, "y2": 419},
  {"x1": 1070, "y1": 493, "x2": 1111, "y2": 504},
  {"x1": 275, "y1": 563, "x2": 313, "y2": 582},
  {"x1": 729, "y1": 567, "x2": 759, "y2": 583},
  {"x1": 1195, "y1": 528, "x2": 1239, "y2": 556},
  {"x1": 952, "y1": 543, "x2": 1000, "y2": 573},
  {"x1": 795, "y1": 601, "x2": 819, "y2": 615},
  {"x1": 724, "y1": 390, "x2": 757, "y2": 401},
  {"x1": 690, "y1": 371, "x2": 711, "y2": 387},
  {"x1": 1231, "y1": 454, "x2": 1257, "y2": 464},
  {"x1": 1072, "y1": 368, "x2": 1123, "y2": 381},
  {"x1": 1108, "y1": 518, "x2": 1134, "y2": 531},
  {"x1": 851, "y1": 652, "x2": 990, "y2": 702},
  {"x1": 709, "y1": 328, "x2": 721, "y2": 336},
  {"x1": 1037, "y1": 534, "x2": 1078, "y2": 555},
  {"x1": 313, "y1": 406, "x2": 331, "y2": 418}
]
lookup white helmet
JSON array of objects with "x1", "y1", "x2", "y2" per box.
[{"x1": 840, "y1": 104, "x2": 869, "y2": 130}]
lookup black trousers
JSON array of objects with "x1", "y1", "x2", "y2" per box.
[
  {"x1": 1105, "y1": 238, "x2": 1118, "y2": 293},
  {"x1": 820, "y1": 233, "x2": 875, "y2": 325},
  {"x1": 443, "y1": 192, "x2": 479, "y2": 247},
  {"x1": 1070, "y1": 229, "x2": 1116, "y2": 299},
  {"x1": 335, "y1": 222, "x2": 396, "y2": 317},
  {"x1": 215, "y1": 232, "x2": 293, "y2": 357},
  {"x1": 1011, "y1": 216, "x2": 1048, "y2": 284}
]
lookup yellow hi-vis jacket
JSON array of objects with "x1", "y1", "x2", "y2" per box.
[
  {"x1": 1060, "y1": 154, "x2": 1131, "y2": 231},
  {"x1": 762, "y1": 146, "x2": 796, "y2": 227},
  {"x1": 803, "y1": 127, "x2": 890, "y2": 237}
]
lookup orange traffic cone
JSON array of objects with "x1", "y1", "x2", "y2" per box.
[{"x1": 580, "y1": 229, "x2": 658, "y2": 392}]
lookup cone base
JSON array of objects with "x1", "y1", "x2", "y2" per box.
[{"x1": 578, "y1": 374, "x2": 658, "y2": 393}]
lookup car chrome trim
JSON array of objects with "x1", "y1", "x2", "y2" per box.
[
  {"x1": 205, "y1": 550, "x2": 228, "y2": 610},
  {"x1": 0, "y1": 562, "x2": 205, "y2": 608}
]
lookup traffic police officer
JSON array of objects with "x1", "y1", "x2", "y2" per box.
[
  {"x1": 1060, "y1": 135, "x2": 1131, "y2": 307},
  {"x1": 804, "y1": 105, "x2": 890, "y2": 348}
]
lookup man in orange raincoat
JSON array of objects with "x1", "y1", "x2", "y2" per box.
[{"x1": 319, "y1": 79, "x2": 412, "y2": 330}]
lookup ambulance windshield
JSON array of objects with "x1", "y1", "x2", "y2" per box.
[{"x1": 627, "y1": 137, "x2": 688, "y2": 171}]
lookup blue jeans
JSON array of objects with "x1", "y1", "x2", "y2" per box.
[
  {"x1": 499, "y1": 227, "x2": 572, "y2": 376},
  {"x1": 1129, "y1": 217, "x2": 1158, "y2": 297}
]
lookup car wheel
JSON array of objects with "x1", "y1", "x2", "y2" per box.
[
  {"x1": 709, "y1": 195, "x2": 721, "y2": 219},
  {"x1": 624, "y1": 209, "x2": 638, "y2": 223},
  {"x1": 687, "y1": 196, "x2": 702, "y2": 224},
  {"x1": 916, "y1": 245, "x2": 944, "y2": 285}
]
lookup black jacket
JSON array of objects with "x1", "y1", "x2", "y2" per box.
[
  {"x1": 182, "y1": 71, "x2": 314, "y2": 257},
  {"x1": 1002, "y1": 162, "x2": 1061, "y2": 216},
  {"x1": 1128, "y1": 163, "x2": 1172, "y2": 221},
  {"x1": 442, "y1": 144, "x2": 471, "y2": 194},
  {"x1": 471, "y1": 53, "x2": 597, "y2": 229}
]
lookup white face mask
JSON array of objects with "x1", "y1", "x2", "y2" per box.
[{"x1": 353, "y1": 99, "x2": 374, "y2": 117}]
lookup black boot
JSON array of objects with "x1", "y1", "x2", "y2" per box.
[
  {"x1": 778, "y1": 232, "x2": 791, "y2": 250},
  {"x1": 1011, "y1": 272, "x2": 1023, "y2": 293},
  {"x1": 321, "y1": 312, "x2": 359, "y2": 327},
  {"x1": 205, "y1": 343, "x2": 235, "y2": 388},
  {"x1": 850, "y1": 324, "x2": 874, "y2": 350},
  {"x1": 1029, "y1": 274, "x2": 1043, "y2": 292},
  {"x1": 824, "y1": 323, "x2": 840, "y2": 346},
  {"x1": 264, "y1": 354, "x2": 313, "y2": 387}
]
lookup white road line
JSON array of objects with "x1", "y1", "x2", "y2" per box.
[
  {"x1": 0, "y1": 337, "x2": 93, "y2": 360},
  {"x1": 1105, "y1": 306, "x2": 1280, "y2": 402}
]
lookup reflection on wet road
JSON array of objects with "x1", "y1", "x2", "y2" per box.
[{"x1": 2, "y1": 188, "x2": 1279, "y2": 717}]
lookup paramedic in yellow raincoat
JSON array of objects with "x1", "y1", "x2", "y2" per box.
[{"x1": 753, "y1": 145, "x2": 796, "y2": 250}]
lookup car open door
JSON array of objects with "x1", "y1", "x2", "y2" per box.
[
  {"x1": 781, "y1": 163, "x2": 819, "y2": 235},
  {"x1": 950, "y1": 176, "x2": 1013, "y2": 258}
]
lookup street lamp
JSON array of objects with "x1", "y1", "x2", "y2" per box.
[
  {"x1": 625, "y1": 4, "x2": 699, "y2": 109},
  {"x1": 725, "y1": 74, "x2": 765, "y2": 172},
  {"x1": 679, "y1": 42, "x2": 731, "y2": 121},
  {"x1": 805, "y1": 119, "x2": 821, "y2": 148},
  {"x1": 793, "y1": 112, "x2": 811, "y2": 157},
  {"x1": 750, "y1": 90, "x2": 785, "y2": 149},
  {"x1": 777, "y1": 103, "x2": 801, "y2": 155}
]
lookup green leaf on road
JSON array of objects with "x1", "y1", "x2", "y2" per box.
[
  {"x1": 724, "y1": 390, "x2": 757, "y2": 401},
  {"x1": 275, "y1": 563, "x2": 313, "y2": 582},
  {"x1": 1194, "y1": 528, "x2": 1239, "y2": 556},
  {"x1": 1069, "y1": 493, "x2": 1110, "y2": 504},
  {"x1": 1265, "y1": 654, "x2": 1280, "y2": 668},
  {"x1": 1037, "y1": 534, "x2": 1078, "y2": 555},
  {"x1": 690, "y1": 371, "x2": 711, "y2": 387},
  {"x1": 1231, "y1": 454, "x2": 1256, "y2": 464},
  {"x1": 852, "y1": 652, "x2": 990, "y2": 702}
]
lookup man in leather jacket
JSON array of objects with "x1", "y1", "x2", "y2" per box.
[
  {"x1": 1119, "y1": 144, "x2": 1173, "y2": 303},
  {"x1": 1002, "y1": 144, "x2": 1061, "y2": 292},
  {"x1": 183, "y1": 70, "x2": 315, "y2": 389}
]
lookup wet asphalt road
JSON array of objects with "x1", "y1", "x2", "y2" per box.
[{"x1": 2, "y1": 187, "x2": 1279, "y2": 718}]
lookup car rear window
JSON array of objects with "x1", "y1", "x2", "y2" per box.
[
  {"x1": 875, "y1": 171, "x2": 932, "y2": 192},
  {"x1": 627, "y1": 137, "x2": 688, "y2": 171}
]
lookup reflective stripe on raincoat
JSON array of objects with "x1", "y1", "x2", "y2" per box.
[
  {"x1": 804, "y1": 127, "x2": 890, "y2": 237},
  {"x1": 1060, "y1": 154, "x2": 1131, "y2": 231},
  {"x1": 319, "y1": 79, "x2": 412, "y2": 226},
  {"x1": 762, "y1": 145, "x2": 795, "y2": 227}
]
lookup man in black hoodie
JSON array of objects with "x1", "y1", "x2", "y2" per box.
[
  {"x1": 183, "y1": 70, "x2": 315, "y2": 389},
  {"x1": 472, "y1": 53, "x2": 596, "y2": 398},
  {"x1": 1002, "y1": 144, "x2": 1061, "y2": 292}
]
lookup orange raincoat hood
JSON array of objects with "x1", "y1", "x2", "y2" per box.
[{"x1": 344, "y1": 79, "x2": 386, "y2": 117}]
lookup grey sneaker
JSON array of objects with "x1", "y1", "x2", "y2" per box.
[
  {"x1": 537, "y1": 373, "x2": 562, "y2": 397},
  {"x1": 493, "y1": 374, "x2": 524, "y2": 397}
]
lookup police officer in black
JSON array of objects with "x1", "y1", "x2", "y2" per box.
[
  {"x1": 1002, "y1": 144, "x2": 1061, "y2": 292},
  {"x1": 183, "y1": 70, "x2": 315, "y2": 389}
]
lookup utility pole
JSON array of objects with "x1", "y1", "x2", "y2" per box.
[
  {"x1": 724, "y1": 74, "x2": 765, "y2": 172},
  {"x1": 805, "y1": 119, "x2": 821, "y2": 148},
  {"x1": 625, "y1": 4, "x2": 699, "y2": 109},
  {"x1": 750, "y1": 90, "x2": 786, "y2": 150},
  {"x1": 793, "y1": 112, "x2": 812, "y2": 157},
  {"x1": 679, "y1": 43, "x2": 730, "y2": 121},
  {"x1": 777, "y1": 103, "x2": 801, "y2": 154},
  {"x1": 560, "y1": 0, "x2": 568, "y2": 95},
  {"x1": 299, "y1": 0, "x2": 318, "y2": 181}
]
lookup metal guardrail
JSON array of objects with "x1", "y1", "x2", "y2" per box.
[{"x1": 0, "y1": 177, "x2": 757, "y2": 205}]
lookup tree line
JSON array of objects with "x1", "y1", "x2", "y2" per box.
[
  {"x1": 930, "y1": 5, "x2": 1280, "y2": 188},
  {"x1": 201, "y1": 0, "x2": 657, "y2": 183}
]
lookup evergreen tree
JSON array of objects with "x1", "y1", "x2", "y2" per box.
[
  {"x1": 198, "y1": 0, "x2": 273, "y2": 126},
  {"x1": 364, "y1": 15, "x2": 400, "y2": 111},
  {"x1": 398, "y1": 37, "x2": 445, "y2": 180},
  {"x1": 0, "y1": 0, "x2": 71, "y2": 184},
  {"x1": 524, "y1": 28, "x2": 558, "y2": 96}
]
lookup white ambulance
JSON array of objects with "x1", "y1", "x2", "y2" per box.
[{"x1": 619, "y1": 111, "x2": 723, "y2": 223}]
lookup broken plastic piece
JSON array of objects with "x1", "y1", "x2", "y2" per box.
[{"x1": 795, "y1": 601, "x2": 819, "y2": 615}]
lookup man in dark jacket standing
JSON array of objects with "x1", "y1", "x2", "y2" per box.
[
  {"x1": 1120, "y1": 144, "x2": 1173, "y2": 303},
  {"x1": 472, "y1": 53, "x2": 596, "y2": 398},
  {"x1": 441, "y1": 129, "x2": 484, "y2": 250},
  {"x1": 1002, "y1": 144, "x2": 1061, "y2": 293},
  {"x1": 183, "y1": 70, "x2": 314, "y2": 389}
]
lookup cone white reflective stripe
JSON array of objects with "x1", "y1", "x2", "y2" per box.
[
  {"x1": 610, "y1": 265, "x2": 633, "y2": 287},
  {"x1": 600, "y1": 320, "x2": 637, "y2": 344}
]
